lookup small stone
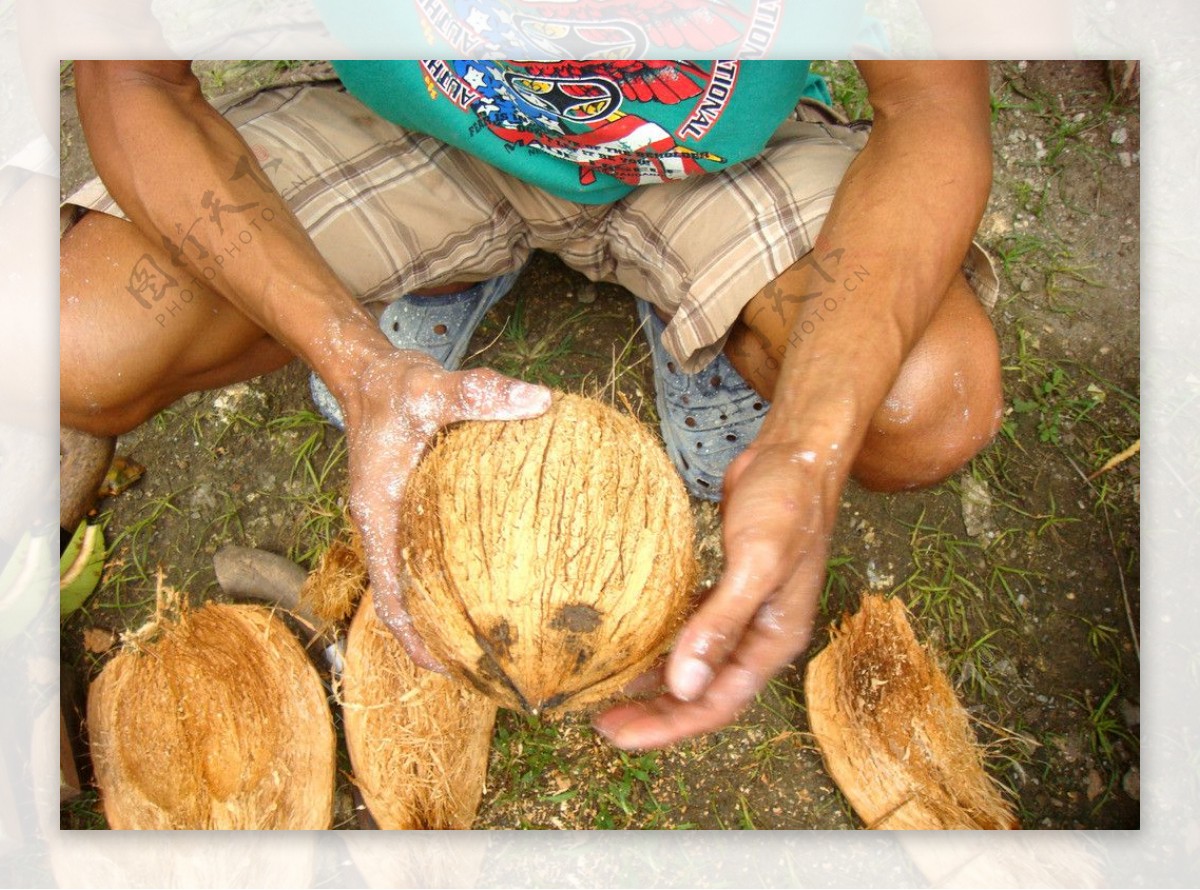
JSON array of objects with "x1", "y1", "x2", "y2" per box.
[
  {"x1": 84, "y1": 627, "x2": 118, "y2": 654},
  {"x1": 959, "y1": 474, "x2": 995, "y2": 539},
  {"x1": 1119, "y1": 698, "x2": 1140, "y2": 728},
  {"x1": 865, "y1": 559, "x2": 894, "y2": 589},
  {"x1": 1020, "y1": 278, "x2": 1034, "y2": 292},
  {"x1": 1118, "y1": 151, "x2": 1132, "y2": 168},
  {"x1": 1122, "y1": 767, "x2": 1140, "y2": 801},
  {"x1": 575, "y1": 281, "x2": 598, "y2": 304},
  {"x1": 1086, "y1": 769, "x2": 1105, "y2": 801},
  {"x1": 1111, "y1": 127, "x2": 1128, "y2": 145}
]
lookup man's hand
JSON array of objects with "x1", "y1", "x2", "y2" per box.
[
  {"x1": 593, "y1": 434, "x2": 843, "y2": 749},
  {"x1": 338, "y1": 346, "x2": 552, "y2": 668},
  {"x1": 595, "y1": 61, "x2": 993, "y2": 750}
]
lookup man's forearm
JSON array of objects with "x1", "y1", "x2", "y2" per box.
[
  {"x1": 760, "y1": 61, "x2": 993, "y2": 462},
  {"x1": 74, "y1": 61, "x2": 387, "y2": 398}
]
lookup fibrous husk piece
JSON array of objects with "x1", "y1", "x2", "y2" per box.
[
  {"x1": 401, "y1": 393, "x2": 696, "y2": 714},
  {"x1": 300, "y1": 526, "x2": 368, "y2": 625},
  {"x1": 86, "y1": 591, "x2": 335, "y2": 829},
  {"x1": 804, "y1": 594, "x2": 1018, "y2": 830},
  {"x1": 340, "y1": 593, "x2": 497, "y2": 829}
]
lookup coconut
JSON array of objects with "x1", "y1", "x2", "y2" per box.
[
  {"x1": 86, "y1": 590, "x2": 336, "y2": 829},
  {"x1": 401, "y1": 393, "x2": 696, "y2": 714},
  {"x1": 804, "y1": 594, "x2": 1018, "y2": 830},
  {"x1": 340, "y1": 593, "x2": 497, "y2": 829}
]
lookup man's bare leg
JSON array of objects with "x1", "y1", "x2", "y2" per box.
[
  {"x1": 60, "y1": 210, "x2": 295, "y2": 438},
  {"x1": 60, "y1": 211, "x2": 294, "y2": 524},
  {"x1": 726, "y1": 262, "x2": 1003, "y2": 491}
]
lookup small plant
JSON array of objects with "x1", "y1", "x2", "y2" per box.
[
  {"x1": 61, "y1": 788, "x2": 108, "y2": 830},
  {"x1": 489, "y1": 713, "x2": 564, "y2": 806},
  {"x1": 591, "y1": 749, "x2": 665, "y2": 828},
  {"x1": 810, "y1": 61, "x2": 871, "y2": 120},
  {"x1": 492, "y1": 295, "x2": 593, "y2": 387},
  {"x1": 1075, "y1": 682, "x2": 1136, "y2": 764}
]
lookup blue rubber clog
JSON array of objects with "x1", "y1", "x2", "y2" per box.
[
  {"x1": 637, "y1": 300, "x2": 770, "y2": 501},
  {"x1": 310, "y1": 268, "x2": 524, "y2": 430}
]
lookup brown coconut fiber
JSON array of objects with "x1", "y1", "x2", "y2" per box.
[
  {"x1": 86, "y1": 589, "x2": 335, "y2": 829},
  {"x1": 401, "y1": 393, "x2": 696, "y2": 714},
  {"x1": 340, "y1": 594, "x2": 497, "y2": 829},
  {"x1": 804, "y1": 594, "x2": 1018, "y2": 830},
  {"x1": 300, "y1": 527, "x2": 368, "y2": 626}
]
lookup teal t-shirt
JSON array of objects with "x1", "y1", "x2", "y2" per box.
[{"x1": 334, "y1": 61, "x2": 828, "y2": 204}]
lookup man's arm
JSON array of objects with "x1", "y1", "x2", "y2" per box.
[
  {"x1": 595, "y1": 61, "x2": 994, "y2": 748},
  {"x1": 72, "y1": 61, "x2": 551, "y2": 661},
  {"x1": 74, "y1": 61, "x2": 380, "y2": 396}
]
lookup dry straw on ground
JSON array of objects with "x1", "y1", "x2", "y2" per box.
[
  {"x1": 340, "y1": 594, "x2": 497, "y2": 829},
  {"x1": 401, "y1": 393, "x2": 696, "y2": 714},
  {"x1": 86, "y1": 587, "x2": 335, "y2": 829},
  {"x1": 804, "y1": 594, "x2": 1018, "y2": 830}
]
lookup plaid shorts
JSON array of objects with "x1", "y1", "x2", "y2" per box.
[{"x1": 65, "y1": 79, "x2": 997, "y2": 374}]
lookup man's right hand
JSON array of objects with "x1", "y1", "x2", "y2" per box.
[{"x1": 336, "y1": 346, "x2": 552, "y2": 668}]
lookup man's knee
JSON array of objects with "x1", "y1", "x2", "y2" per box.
[{"x1": 853, "y1": 276, "x2": 1003, "y2": 492}]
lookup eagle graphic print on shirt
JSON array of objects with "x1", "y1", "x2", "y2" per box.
[
  {"x1": 427, "y1": 60, "x2": 736, "y2": 187},
  {"x1": 334, "y1": 59, "x2": 817, "y2": 203}
]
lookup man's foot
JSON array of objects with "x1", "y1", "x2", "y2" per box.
[{"x1": 636, "y1": 300, "x2": 769, "y2": 501}]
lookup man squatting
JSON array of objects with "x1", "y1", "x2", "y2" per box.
[{"x1": 60, "y1": 60, "x2": 1001, "y2": 750}]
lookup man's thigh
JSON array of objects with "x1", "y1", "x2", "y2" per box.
[
  {"x1": 604, "y1": 111, "x2": 870, "y2": 376},
  {"x1": 62, "y1": 81, "x2": 534, "y2": 310}
]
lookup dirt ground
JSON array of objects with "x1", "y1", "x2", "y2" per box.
[{"x1": 59, "y1": 60, "x2": 1140, "y2": 832}]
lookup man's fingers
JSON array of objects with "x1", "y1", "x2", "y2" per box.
[
  {"x1": 594, "y1": 582, "x2": 821, "y2": 751},
  {"x1": 371, "y1": 583, "x2": 445, "y2": 673},
  {"x1": 665, "y1": 535, "x2": 789, "y2": 701},
  {"x1": 594, "y1": 655, "x2": 766, "y2": 750},
  {"x1": 619, "y1": 662, "x2": 667, "y2": 698},
  {"x1": 450, "y1": 368, "x2": 552, "y2": 423}
]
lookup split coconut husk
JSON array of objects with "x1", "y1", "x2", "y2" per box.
[
  {"x1": 804, "y1": 594, "x2": 1018, "y2": 830},
  {"x1": 401, "y1": 393, "x2": 696, "y2": 714},
  {"x1": 86, "y1": 588, "x2": 335, "y2": 829},
  {"x1": 340, "y1": 593, "x2": 497, "y2": 829}
]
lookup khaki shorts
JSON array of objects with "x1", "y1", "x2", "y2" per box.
[{"x1": 65, "y1": 80, "x2": 997, "y2": 374}]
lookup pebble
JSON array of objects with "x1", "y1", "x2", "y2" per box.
[
  {"x1": 1122, "y1": 767, "x2": 1140, "y2": 801},
  {"x1": 1119, "y1": 698, "x2": 1140, "y2": 728},
  {"x1": 1111, "y1": 127, "x2": 1128, "y2": 145},
  {"x1": 1118, "y1": 151, "x2": 1132, "y2": 167},
  {"x1": 866, "y1": 559, "x2": 894, "y2": 589}
]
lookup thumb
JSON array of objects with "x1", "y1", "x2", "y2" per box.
[{"x1": 449, "y1": 369, "x2": 553, "y2": 423}]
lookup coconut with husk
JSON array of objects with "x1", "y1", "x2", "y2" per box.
[
  {"x1": 340, "y1": 593, "x2": 497, "y2": 829},
  {"x1": 400, "y1": 393, "x2": 696, "y2": 714},
  {"x1": 86, "y1": 585, "x2": 336, "y2": 829},
  {"x1": 804, "y1": 594, "x2": 1018, "y2": 830}
]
